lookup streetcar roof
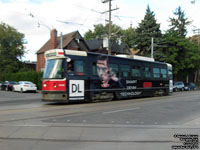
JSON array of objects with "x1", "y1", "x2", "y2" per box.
[
  {"x1": 45, "y1": 49, "x2": 87, "y2": 59},
  {"x1": 116, "y1": 54, "x2": 155, "y2": 62},
  {"x1": 44, "y1": 49, "x2": 169, "y2": 66}
]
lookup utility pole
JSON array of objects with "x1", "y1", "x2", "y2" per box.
[
  {"x1": 193, "y1": 28, "x2": 200, "y2": 51},
  {"x1": 193, "y1": 28, "x2": 200, "y2": 83},
  {"x1": 151, "y1": 37, "x2": 154, "y2": 58},
  {"x1": 102, "y1": 0, "x2": 119, "y2": 55}
]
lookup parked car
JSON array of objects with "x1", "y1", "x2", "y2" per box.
[
  {"x1": 173, "y1": 81, "x2": 185, "y2": 92},
  {"x1": 1, "y1": 81, "x2": 17, "y2": 91},
  {"x1": 184, "y1": 82, "x2": 197, "y2": 91},
  {"x1": 13, "y1": 81, "x2": 37, "y2": 93}
]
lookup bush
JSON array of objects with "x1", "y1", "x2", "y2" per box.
[{"x1": 0, "y1": 71, "x2": 43, "y2": 90}]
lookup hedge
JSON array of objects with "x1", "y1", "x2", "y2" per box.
[{"x1": 0, "y1": 71, "x2": 43, "y2": 90}]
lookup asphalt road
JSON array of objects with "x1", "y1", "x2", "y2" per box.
[
  {"x1": 0, "y1": 90, "x2": 41, "y2": 104},
  {"x1": 0, "y1": 90, "x2": 199, "y2": 150}
]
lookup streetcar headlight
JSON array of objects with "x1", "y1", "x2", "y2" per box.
[{"x1": 54, "y1": 83, "x2": 57, "y2": 88}]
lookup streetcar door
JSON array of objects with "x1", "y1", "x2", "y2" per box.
[{"x1": 66, "y1": 59, "x2": 86, "y2": 101}]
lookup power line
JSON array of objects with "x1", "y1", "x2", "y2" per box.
[{"x1": 56, "y1": 20, "x2": 83, "y2": 26}]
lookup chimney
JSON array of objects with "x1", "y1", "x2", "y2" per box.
[{"x1": 50, "y1": 29, "x2": 57, "y2": 49}]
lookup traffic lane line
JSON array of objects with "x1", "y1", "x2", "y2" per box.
[{"x1": 102, "y1": 107, "x2": 140, "y2": 114}]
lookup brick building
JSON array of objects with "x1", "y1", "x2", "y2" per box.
[{"x1": 36, "y1": 29, "x2": 89, "y2": 72}]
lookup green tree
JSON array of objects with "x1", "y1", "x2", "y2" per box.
[
  {"x1": 84, "y1": 23, "x2": 137, "y2": 50},
  {"x1": 164, "y1": 33, "x2": 198, "y2": 75},
  {"x1": 121, "y1": 26, "x2": 136, "y2": 48},
  {"x1": 168, "y1": 6, "x2": 191, "y2": 37},
  {"x1": 0, "y1": 22, "x2": 25, "y2": 73},
  {"x1": 84, "y1": 23, "x2": 123, "y2": 42},
  {"x1": 163, "y1": 7, "x2": 199, "y2": 81},
  {"x1": 134, "y1": 5, "x2": 162, "y2": 57}
]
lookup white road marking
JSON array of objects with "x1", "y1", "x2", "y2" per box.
[{"x1": 102, "y1": 107, "x2": 140, "y2": 114}]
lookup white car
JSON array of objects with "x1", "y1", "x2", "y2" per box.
[{"x1": 13, "y1": 81, "x2": 37, "y2": 93}]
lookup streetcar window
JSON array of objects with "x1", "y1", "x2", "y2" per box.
[
  {"x1": 120, "y1": 65, "x2": 130, "y2": 77},
  {"x1": 161, "y1": 68, "x2": 167, "y2": 78},
  {"x1": 153, "y1": 68, "x2": 160, "y2": 78},
  {"x1": 108, "y1": 64, "x2": 119, "y2": 77},
  {"x1": 67, "y1": 61, "x2": 74, "y2": 72},
  {"x1": 43, "y1": 59, "x2": 64, "y2": 79},
  {"x1": 67, "y1": 60, "x2": 84, "y2": 76},
  {"x1": 74, "y1": 61, "x2": 84, "y2": 75},
  {"x1": 144, "y1": 67, "x2": 151, "y2": 78},
  {"x1": 131, "y1": 66, "x2": 141, "y2": 77}
]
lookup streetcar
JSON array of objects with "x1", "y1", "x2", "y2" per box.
[{"x1": 42, "y1": 49, "x2": 173, "y2": 102}]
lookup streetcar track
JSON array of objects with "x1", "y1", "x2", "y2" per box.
[
  {"x1": 0, "y1": 137, "x2": 181, "y2": 144},
  {"x1": 0, "y1": 123, "x2": 200, "y2": 129},
  {"x1": 0, "y1": 91, "x2": 199, "y2": 125},
  {"x1": 0, "y1": 91, "x2": 199, "y2": 124}
]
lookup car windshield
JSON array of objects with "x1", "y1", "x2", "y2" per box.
[
  {"x1": 43, "y1": 59, "x2": 64, "y2": 79},
  {"x1": 174, "y1": 82, "x2": 183, "y2": 85},
  {"x1": 10, "y1": 81, "x2": 17, "y2": 84},
  {"x1": 24, "y1": 82, "x2": 33, "y2": 84},
  {"x1": 174, "y1": 82, "x2": 178, "y2": 85}
]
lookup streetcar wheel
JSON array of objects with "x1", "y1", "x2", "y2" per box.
[{"x1": 114, "y1": 92, "x2": 121, "y2": 100}]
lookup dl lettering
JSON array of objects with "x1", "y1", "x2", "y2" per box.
[{"x1": 72, "y1": 84, "x2": 82, "y2": 93}]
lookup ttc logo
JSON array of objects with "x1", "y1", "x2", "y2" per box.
[{"x1": 69, "y1": 80, "x2": 84, "y2": 97}]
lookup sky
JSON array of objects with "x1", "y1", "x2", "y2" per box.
[{"x1": 0, "y1": 0, "x2": 199, "y2": 62}]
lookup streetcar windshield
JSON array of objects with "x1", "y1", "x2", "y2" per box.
[{"x1": 43, "y1": 59, "x2": 63, "y2": 79}]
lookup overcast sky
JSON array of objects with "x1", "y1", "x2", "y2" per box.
[{"x1": 0, "y1": 0, "x2": 199, "y2": 61}]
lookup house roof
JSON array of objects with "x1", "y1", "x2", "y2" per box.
[
  {"x1": 86, "y1": 39, "x2": 103, "y2": 50},
  {"x1": 86, "y1": 39, "x2": 130, "y2": 55},
  {"x1": 37, "y1": 31, "x2": 81, "y2": 54}
]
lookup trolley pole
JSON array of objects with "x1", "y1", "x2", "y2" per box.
[{"x1": 60, "y1": 32, "x2": 63, "y2": 49}]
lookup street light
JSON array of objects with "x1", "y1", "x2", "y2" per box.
[
  {"x1": 37, "y1": 22, "x2": 51, "y2": 31},
  {"x1": 27, "y1": 10, "x2": 52, "y2": 31}
]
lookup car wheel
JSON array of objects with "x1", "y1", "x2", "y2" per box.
[{"x1": 20, "y1": 88, "x2": 23, "y2": 93}]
